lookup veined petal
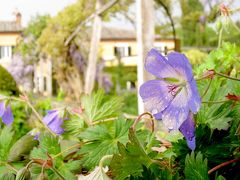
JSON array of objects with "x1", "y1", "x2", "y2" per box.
[
  {"x1": 162, "y1": 88, "x2": 189, "y2": 130},
  {"x1": 167, "y1": 52, "x2": 194, "y2": 82},
  {"x1": 179, "y1": 113, "x2": 196, "y2": 150},
  {"x1": 43, "y1": 110, "x2": 59, "y2": 125},
  {"x1": 2, "y1": 106, "x2": 14, "y2": 125},
  {"x1": 187, "y1": 81, "x2": 201, "y2": 113},
  {"x1": 187, "y1": 136, "x2": 196, "y2": 151},
  {"x1": 145, "y1": 49, "x2": 179, "y2": 79},
  {"x1": 0, "y1": 102, "x2": 5, "y2": 117},
  {"x1": 140, "y1": 80, "x2": 174, "y2": 118},
  {"x1": 48, "y1": 116, "x2": 64, "y2": 135}
]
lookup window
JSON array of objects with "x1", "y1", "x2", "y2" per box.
[
  {"x1": 114, "y1": 45, "x2": 131, "y2": 58},
  {"x1": 0, "y1": 46, "x2": 12, "y2": 59}
]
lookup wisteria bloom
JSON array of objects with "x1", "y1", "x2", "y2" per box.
[
  {"x1": 140, "y1": 49, "x2": 201, "y2": 150},
  {"x1": 43, "y1": 110, "x2": 64, "y2": 135},
  {"x1": 0, "y1": 102, "x2": 14, "y2": 125}
]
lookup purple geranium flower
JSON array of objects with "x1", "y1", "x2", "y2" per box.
[
  {"x1": 43, "y1": 110, "x2": 64, "y2": 135},
  {"x1": 179, "y1": 113, "x2": 196, "y2": 150},
  {"x1": 0, "y1": 102, "x2": 14, "y2": 125},
  {"x1": 140, "y1": 49, "x2": 201, "y2": 150}
]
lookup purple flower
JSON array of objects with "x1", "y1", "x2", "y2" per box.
[
  {"x1": 179, "y1": 113, "x2": 196, "y2": 150},
  {"x1": 43, "y1": 110, "x2": 64, "y2": 135},
  {"x1": 0, "y1": 102, "x2": 14, "y2": 125},
  {"x1": 140, "y1": 49, "x2": 201, "y2": 150}
]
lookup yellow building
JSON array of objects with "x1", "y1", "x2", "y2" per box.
[
  {"x1": 100, "y1": 27, "x2": 180, "y2": 67},
  {"x1": 0, "y1": 12, "x2": 22, "y2": 68}
]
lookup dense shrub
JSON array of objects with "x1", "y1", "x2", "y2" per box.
[{"x1": 0, "y1": 65, "x2": 19, "y2": 95}]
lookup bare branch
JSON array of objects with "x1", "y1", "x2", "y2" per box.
[{"x1": 65, "y1": 0, "x2": 119, "y2": 46}]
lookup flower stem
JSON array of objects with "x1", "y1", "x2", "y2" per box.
[
  {"x1": 201, "y1": 78, "x2": 212, "y2": 99},
  {"x1": 202, "y1": 100, "x2": 229, "y2": 104},
  {"x1": 53, "y1": 143, "x2": 81, "y2": 159},
  {"x1": 131, "y1": 112, "x2": 154, "y2": 132},
  {"x1": 215, "y1": 72, "x2": 240, "y2": 81},
  {"x1": 208, "y1": 158, "x2": 240, "y2": 174},
  {"x1": 9, "y1": 96, "x2": 56, "y2": 137},
  {"x1": 51, "y1": 167, "x2": 66, "y2": 180},
  {"x1": 218, "y1": 27, "x2": 223, "y2": 49},
  {"x1": 99, "y1": 155, "x2": 113, "y2": 168}
]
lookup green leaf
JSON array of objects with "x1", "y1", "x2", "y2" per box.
[
  {"x1": 30, "y1": 132, "x2": 61, "y2": 160},
  {"x1": 8, "y1": 134, "x2": 38, "y2": 162},
  {"x1": 184, "y1": 152, "x2": 209, "y2": 180},
  {"x1": 79, "y1": 118, "x2": 131, "y2": 169},
  {"x1": 110, "y1": 128, "x2": 152, "y2": 179},
  {"x1": 0, "y1": 126, "x2": 15, "y2": 161},
  {"x1": 81, "y1": 90, "x2": 122, "y2": 123},
  {"x1": 38, "y1": 132, "x2": 61, "y2": 156}
]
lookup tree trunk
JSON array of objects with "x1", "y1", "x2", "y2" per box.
[
  {"x1": 84, "y1": 0, "x2": 103, "y2": 94},
  {"x1": 137, "y1": 0, "x2": 155, "y2": 114}
]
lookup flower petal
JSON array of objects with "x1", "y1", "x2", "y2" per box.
[
  {"x1": 2, "y1": 106, "x2": 14, "y2": 125},
  {"x1": 179, "y1": 113, "x2": 196, "y2": 150},
  {"x1": 0, "y1": 102, "x2": 5, "y2": 117},
  {"x1": 140, "y1": 80, "x2": 174, "y2": 118},
  {"x1": 43, "y1": 110, "x2": 59, "y2": 125},
  {"x1": 47, "y1": 116, "x2": 64, "y2": 135},
  {"x1": 187, "y1": 81, "x2": 201, "y2": 113},
  {"x1": 167, "y1": 52, "x2": 194, "y2": 82},
  {"x1": 145, "y1": 49, "x2": 178, "y2": 79},
  {"x1": 162, "y1": 88, "x2": 189, "y2": 130}
]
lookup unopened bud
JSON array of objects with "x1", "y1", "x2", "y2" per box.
[
  {"x1": 226, "y1": 93, "x2": 240, "y2": 101},
  {"x1": 203, "y1": 69, "x2": 215, "y2": 79}
]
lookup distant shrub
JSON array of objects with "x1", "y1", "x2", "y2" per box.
[
  {"x1": 184, "y1": 49, "x2": 208, "y2": 65},
  {"x1": 0, "y1": 65, "x2": 19, "y2": 95}
]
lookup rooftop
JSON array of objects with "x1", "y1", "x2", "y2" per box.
[{"x1": 0, "y1": 21, "x2": 22, "y2": 32}]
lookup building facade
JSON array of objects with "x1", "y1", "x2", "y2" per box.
[{"x1": 0, "y1": 12, "x2": 22, "y2": 68}]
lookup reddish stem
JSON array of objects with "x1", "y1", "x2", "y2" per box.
[
  {"x1": 208, "y1": 158, "x2": 240, "y2": 174},
  {"x1": 131, "y1": 112, "x2": 154, "y2": 132}
]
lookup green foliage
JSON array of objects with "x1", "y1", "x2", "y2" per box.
[
  {"x1": 8, "y1": 134, "x2": 38, "y2": 162},
  {"x1": 78, "y1": 118, "x2": 132, "y2": 169},
  {"x1": 0, "y1": 126, "x2": 15, "y2": 161},
  {"x1": 30, "y1": 133, "x2": 61, "y2": 160},
  {"x1": 16, "y1": 14, "x2": 50, "y2": 57},
  {"x1": 122, "y1": 91, "x2": 138, "y2": 115},
  {"x1": 184, "y1": 152, "x2": 209, "y2": 180},
  {"x1": 0, "y1": 65, "x2": 19, "y2": 96},
  {"x1": 184, "y1": 49, "x2": 207, "y2": 65},
  {"x1": 196, "y1": 43, "x2": 240, "y2": 75},
  {"x1": 81, "y1": 90, "x2": 123, "y2": 123},
  {"x1": 110, "y1": 128, "x2": 152, "y2": 179},
  {"x1": 11, "y1": 101, "x2": 31, "y2": 139}
]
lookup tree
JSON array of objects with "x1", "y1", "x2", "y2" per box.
[
  {"x1": 155, "y1": 0, "x2": 177, "y2": 50},
  {"x1": 136, "y1": 0, "x2": 155, "y2": 113},
  {"x1": 38, "y1": 0, "x2": 133, "y2": 99}
]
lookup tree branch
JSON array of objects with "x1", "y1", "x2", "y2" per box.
[{"x1": 65, "y1": 0, "x2": 119, "y2": 46}]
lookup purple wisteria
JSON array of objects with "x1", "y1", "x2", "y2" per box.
[
  {"x1": 0, "y1": 102, "x2": 14, "y2": 125},
  {"x1": 140, "y1": 49, "x2": 201, "y2": 150},
  {"x1": 43, "y1": 110, "x2": 64, "y2": 135}
]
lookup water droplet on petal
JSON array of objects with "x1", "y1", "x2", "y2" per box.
[{"x1": 152, "y1": 109, "x2": 158, "y2": 114}]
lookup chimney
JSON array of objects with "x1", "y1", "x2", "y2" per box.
[{"x1": 15, "y1": 12, "x2": 22, "y2": 26}]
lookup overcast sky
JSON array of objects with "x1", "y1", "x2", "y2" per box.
[
  {"x1": 0, "y1": 0, "x2": 239, "y2": 28},
  {"x1": 0, "y1": 0, "x2": 77, "y2": 26}
]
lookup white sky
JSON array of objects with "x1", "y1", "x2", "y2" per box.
[
  {"x1": 0, "y1": 0, "x2": 77, "y2": 26},
  {"x1": 0, "y1": 0, "x2": 239, "y2": 28}
]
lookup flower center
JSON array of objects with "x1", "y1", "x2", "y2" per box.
[
  {"x1": 167, "y1": 84, "x2": 179, "y2": 96},
  {"x1": 167, "y1": 81, "x2": 186, "y2": 97}
]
